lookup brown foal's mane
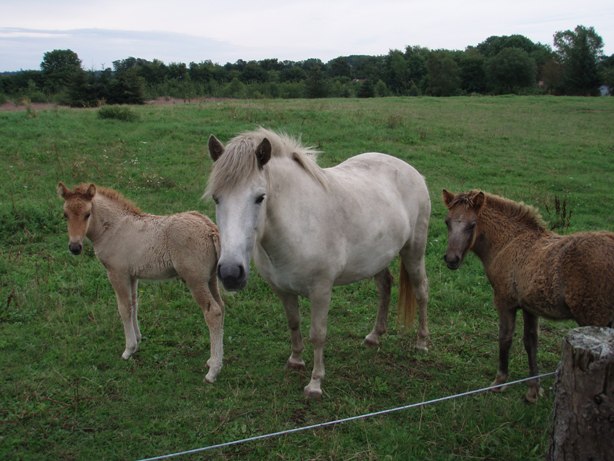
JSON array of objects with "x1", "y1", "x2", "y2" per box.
[{"x1": 455, "y1": 190, "x2": 548, "y2": 232}]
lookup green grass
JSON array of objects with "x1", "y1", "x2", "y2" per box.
[{"x1": 1, "y1": 96, "x2": 613, "y2": 460}]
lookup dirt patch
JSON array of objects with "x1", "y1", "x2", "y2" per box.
[
  {"x1": 0, "y1": 101, "x2": 59, "y2": 112},
  {"x1": 0, "y1": 97, "x2": 221, "y2": 112}
]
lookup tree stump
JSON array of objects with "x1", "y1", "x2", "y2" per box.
[{"x1": 547, "y1": 326, "x2": 614, "y2": 461}]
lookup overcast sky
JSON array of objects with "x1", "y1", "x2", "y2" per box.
[{"x1": 1, "y1": 0, "x2": 613, "y2": 72}]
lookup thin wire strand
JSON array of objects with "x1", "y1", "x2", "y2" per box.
[{"x1": 137, "y1": 371, "x2": 557, "y2": 461}]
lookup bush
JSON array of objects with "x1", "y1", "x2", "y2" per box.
[{"x1": 97, "y1": 105, "x2": 139, "y2": 122}]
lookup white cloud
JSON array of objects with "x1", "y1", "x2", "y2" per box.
[{"x1": 1, "y1": 0, "x2": 612, "y2": 71}]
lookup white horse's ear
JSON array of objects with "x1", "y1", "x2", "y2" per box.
[
  {"x1": 442, "y1": 189, "x2": 455, "y2": 207},
  {"x1": 208, "y1": 135, "x2": 225, "y2": 162},
  {"x1": 57, "y1": 182, "x2": 69, "y2": 199},
  {"x1": 256, "y1": 138, "x2": 271, "y2": 168},
  {"x1": 85, "y1": 184, "x2": 97, "y2": 200}
]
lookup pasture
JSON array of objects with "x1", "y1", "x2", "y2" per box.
[{"x1": 1, "y1": 96, "x2": 613, "y2": 460}]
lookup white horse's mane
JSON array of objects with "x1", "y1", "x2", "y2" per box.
[{"x1": 205, "y1": 127, "x2": 327, "y2": 197}]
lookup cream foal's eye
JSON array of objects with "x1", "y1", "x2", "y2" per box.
[{"x1": 255, "y1": 194, "x2": 265, "y2": 204}]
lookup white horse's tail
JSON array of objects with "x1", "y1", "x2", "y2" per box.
[{"x1": 397, "y1": 260, "x2": 417, "y2": 329}]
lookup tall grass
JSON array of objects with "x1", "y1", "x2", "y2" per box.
[{"x1": 1, "y1": 96, "x2": 613, "y2": 460}]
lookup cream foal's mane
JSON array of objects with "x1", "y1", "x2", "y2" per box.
[{"x1": 74, "y1": 183, "x2": 143, "y2": 215}]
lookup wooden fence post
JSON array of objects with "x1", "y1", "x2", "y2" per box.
[{"x1": 547, "y1": 326, "x2": 614, "y2": 461}]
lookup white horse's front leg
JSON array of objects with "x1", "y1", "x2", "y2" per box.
[
  {"x1": 108, "y1": 272, "x2": 140, "y2": 359},
  {"x1": 305, "y1": 287, "x2": 332, "y2": 399},
  {"x1": 275, "y1": 290, "x2": 305, "y2": 370}
]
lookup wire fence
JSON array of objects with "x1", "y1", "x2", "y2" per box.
[{"x1": 137, "y1": 370, "x2": 558, "y2": 461}]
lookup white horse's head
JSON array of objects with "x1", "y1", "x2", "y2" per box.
[{"x1": 205, "y1": 133, "x2": 271, "y2": 290}]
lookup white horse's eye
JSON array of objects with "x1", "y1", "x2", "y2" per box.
[
  {"x1": 212, "y1": 195, "x2": 220, "y2": 205},
  {"x1": 255, "y1": 194, "x2": 265, "y2": 204}
]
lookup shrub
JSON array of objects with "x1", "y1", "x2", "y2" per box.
[{"x1": 97, "y1": 105, "x2": 139, "y2": 122}]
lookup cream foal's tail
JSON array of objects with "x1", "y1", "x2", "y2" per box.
[{"x1": 397, "y1": 260, "x2": 417, "y2": 329}]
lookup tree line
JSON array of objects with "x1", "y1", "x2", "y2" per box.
[{"x1": 1, "y1": 25, "x2": 612, "y2": 106}]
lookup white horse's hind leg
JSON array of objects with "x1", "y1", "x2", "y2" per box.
[
  {"x1": 275, "y1": 290, "x2": 305, "y2": 370},
  {"x1": 304, "y1": 286, "x2": 332, "y2": 399},
  {"x1": 401, "y1": 248, "x2": 429, "y2": 352},
  {"x1": 187, "y1": 277, "x2": 224, "y2": 383},
  {"x1": 107, "y1": 272, "x2": 140, "y2": 359},
  {"x1": 364, "y1": 268, "x2": 392, "y2": 347}
]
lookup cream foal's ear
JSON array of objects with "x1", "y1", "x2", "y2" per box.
[
  {"x1": 57, "y1": 182, "x2": 69, "y2": 199},
  {"x1": 85, "y1": 184, "x2": 97, "y2": 200}
]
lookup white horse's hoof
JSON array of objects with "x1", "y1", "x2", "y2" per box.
[
  {"x1": 304, "y1": 385, "x2": 322, "y2": 400},
  {"x1": 363, "y1": 333, "x2": 380, "y2": 347},
  {"x1": 286, "y1": 358, "x2": 306, "y2": 370},
  {"x1": 415, "y1": 338, "x2": 429, "y2": 352}
]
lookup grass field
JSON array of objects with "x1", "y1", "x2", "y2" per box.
[{"x1": 1, "y1": 96, "x2": 613, "y2": 460}]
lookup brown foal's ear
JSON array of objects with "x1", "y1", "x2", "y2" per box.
[
  {"x1": 208, "y1": 135, "x2": 225, "y2": 162},
  {"x1": 473, "y1": 191, "x2": 485, "y2": 210},
  {"x1": 57, "y1": 182, "x2": 69, "y2": 199},
  {"x1": 442, "y1": 189, "x2": 455, "y2": 207}
]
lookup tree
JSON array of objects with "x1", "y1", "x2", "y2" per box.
[
  {"x1": 404, "y1": 46, "x2": 429, "y2": 91},
  {"x1": 485, "y1": 48, "x2": 536, "y2": 93},
  {"x1": 385, "y1": 49, "x2": 411, "y2": 94},
  {"x1": 40, "y1": 49, "x2": 82, "y2": 93},
  {"x1": 327, "y1": 57, "x2": 352, "y2": 79},
  {"x1": 600, "y1": 54, "x2": 614, "y2": 94},
  {"x1": 304, "y1": 63, "x2": 328, "y2": 98},
  {"x1": 458, "y1": 48, "x2": 487, "y2": 93},
  {"x1": 554, "y1": 25, "x2": 604, "y2": 95},
  {"x1": 107, "y1": 68, "x2": 145, "y2": 104},
  {"x1": 426, "y1": 51, "x2": 461, "y2": 96},
  {"x1": 478, "y1": 34, "x2": 540, "y2": 57}
]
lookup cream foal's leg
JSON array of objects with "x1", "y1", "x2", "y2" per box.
[
  {"x1": 275, "y1": 290, "x2": 305, "y2": 370},
  {"x1": 305, "y1": 286, "x2": 332, "y2": 399},
  {"x1": 107, "y1": 272, "x2": 140, "y2": 359},
  {"x1": 130, "y1": 278, "x2": 141, "y2": 345},
  {"x1": 186, "y1": 277, "x2": 224, "y2": 383}
]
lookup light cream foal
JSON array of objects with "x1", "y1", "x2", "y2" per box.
[{"x1": 58, "y1": 182, "x2": 224, "y2": 383}]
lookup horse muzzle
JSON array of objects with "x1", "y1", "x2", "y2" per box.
[
  {"x1": 217, "y1": 262, "x2": 248, "y2": 291},
  {"x1": 443, "y1": 253, "x2": 462, "y2": 270},
  {"x1": 69, "y1": 242, "x2": 83, "y2": 255}
]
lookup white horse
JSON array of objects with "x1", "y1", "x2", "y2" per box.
[
  {"x1": 58, "y1": 182, "x2": 224, "y2": 383},
  {"x1": 205, "y1": 128, "x2": 430, "y2": 398}
]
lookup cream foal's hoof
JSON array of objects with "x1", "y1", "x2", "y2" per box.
[
  {"x1": 121, "y1": 347, "x2": 138, "y2": 360},
  {"x1": 205, "y1": 358, "x2": 222, "y2": 383}
]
